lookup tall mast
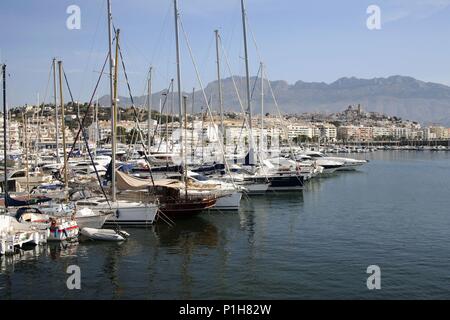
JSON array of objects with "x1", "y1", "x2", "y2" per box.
[
  {"x1": 37, "y1": 92, "x2": 41, "y2": 154},
  {"x1": 215, "y1": 30, "x2": 227, "y2": 165},
  {"x1": 191, "y1": 87, "x2": 195, "y2": 162},
  {"x1": 77, "y1": 101, "x2": 81, "y2": 153},
  {"x1": 158, "y1": 94, "x2": 162, "y2": 152},
  {"x1": 95, "y1": 95, "x2": 99, "y2": 156},
  {"x1": 2, "y1": 64, "x2": 7, "y2": 208},
  {"x1": 201, "y1": 105, "x2": 204, "y2": 163},
  {"x1": 260, "y1": 62, "x2": 264, "y2": 159},
  {"x1": 147, "y1": 66, "x2": 152, "y2": 153},
  {"x1": 23, "y1": 113, "x2": 30, "y2": 195},
  {"x1": 215, "y1": 30, "x2": 224, "y2": 142},
  {"x1": 112, "y1": 28, "x2": 120, "y2": 202},
  {"x1": 165, "y1": 90, "x2": 169, "y2": 154},
  {"x1": 241, "y1": 0, "x2": 254, "y2": 165},
  {"x1": 183, "y1": 95, "x2": 188, "y2": 199},
  {"x1": 170, "y1": 78, "x2": 175, "y2": 150},
  {"x1": 58, "y1": 61, "x2": 68, "y2": 191},
  {"x1": 107, "y1": 0, "x2": 116, "y2": 202},
  {"x1": 53, "y1": 58, "x2": 61, "y2": 163},
  {"x1": 174, "y1": 0, "x2": 184, "y2": 164}
]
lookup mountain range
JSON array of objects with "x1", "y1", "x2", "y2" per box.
[{"x1": 99, "y1": 75, "x2": 450, "y2": 126}]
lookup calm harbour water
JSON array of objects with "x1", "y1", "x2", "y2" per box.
[{"x1": 1, "y1": 151, "x2": 450, "y2": 299}]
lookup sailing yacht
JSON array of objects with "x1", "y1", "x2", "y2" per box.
[
  {"x1": 74, "y1": 197, "x2": 158, "y2": 227},
  {"x1": 186, "y1": 172, "x2": 243, "y2": 210}
]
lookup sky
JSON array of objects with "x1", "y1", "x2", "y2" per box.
[{"x1": 2, "y1": 0, "x2": 450, "y2": 107}]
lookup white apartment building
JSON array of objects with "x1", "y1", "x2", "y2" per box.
[
  {"x1": 287, "y1": 124, "x2": 316, "y2": 139},
  {"x1": 393, "y1": 127, "x2": 413, "y2": 139},
  {"x1": 317, "y1": 124, "x2": 337, "y2": 141}
]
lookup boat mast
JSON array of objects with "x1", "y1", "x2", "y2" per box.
[
  {"x1": 201, "y1": 105, "x2": 204, "y2": 163},
  {"x1": 112, "y1": 28, "x2": 120, "y2": 203},
  {"x1": 107, "y1": 0, "x2": 116, "y2": 202},
  {"x1": 241, "y1": 0, "x2": 254, "y2": 165},
  {"x1": 214, "y1": 30, "x2": 224, "y2": 143},
  {"x1": 183, "y1": 95, "x2": 188, "y2": 199},
  {"x1": 191, "y1": 87, "x2": 195, "y2": 162},
  {"x1": 2, "y1": 64, "x2": 7, "y2": 208},
  {"x1": 260, "y1": 62, "x2": 264, "y2": 160},
  {"x1": 166, "y1": 80, "x2": 173, "y2": 154},
  {"x1": 53, "y1": 58, "x2": 61, "y2": 163},
  {"x1": 174, "y1": 0, "x2": 184, "y2": 168},
  {"x1": 58, "y1": 61, "x2": 68, "y2": 191},
  {"x1": 36, "y1": 93, "x2": 41, "y2": 157},
  {"x1": 77, "y1": 101, "x2": 81, "y2": 153},
  {"x1": 23, "y1": 113, "x2": 30, "y2": 195},
  {"x1": 147, "y1": 66, "x2": 152, "y2": 154},
  {"x1": 95, "y1": 95, "x2": 99, "y2": 156},
  {"x1": 170, "y1": 79, "x2": 175, "y2": 151}
]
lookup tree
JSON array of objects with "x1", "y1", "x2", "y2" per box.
[{"x1": 116, "y1": 126, "x2": 127, "y2": 143}]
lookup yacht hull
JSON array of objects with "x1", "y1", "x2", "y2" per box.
[
  {"x1": 76, "y1": 214, "x2": 110, "y2": 229},
  {"x1": 104, "y1": 205, "x2": 158, "y2": 227},
  {"x1": 267, "y1": 175, "x2": 304, "y2": 191},
  {"x1": 209, "y1": 192, "x2": 242, "y2": 210}
]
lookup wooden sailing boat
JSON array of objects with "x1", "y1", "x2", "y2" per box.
[{"x1": 142, "y1": 0, "x2": 217, "y2": 217}]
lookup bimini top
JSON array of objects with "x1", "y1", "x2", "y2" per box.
[{"x1": 116, "y1": 171, "x2": 184, "y2": 191}]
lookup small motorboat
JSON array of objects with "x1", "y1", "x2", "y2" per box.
[
  {"x1": 80, "y1": 227, "x2": 129, "y2": 241},
  {"x1": 48, "y1": 218, "x2": 79, "y2": 241},
  {"x1": 0, "y1": 215, "x2": 48, "y2": 255},
  {"x1": 15, "y1": 208, "x2": 79, "y2": 242}
]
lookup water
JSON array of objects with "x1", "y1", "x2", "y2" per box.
[{"x1": 1, "y1": 151, "x2": 450, "y2": 299}]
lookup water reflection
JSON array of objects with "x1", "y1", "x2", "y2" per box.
[
  {"x1": 48, "y1": 241, "x2": 79, "y2": 260},
  {"x1": 154, "y1": 216, "x2": 219, "y2": 248},
  {"x1": 0, "y1": 245, "x2": 47, "y2": 273},
  {"x1": 102, "y1": 239, "x2": 128, "y2": 299}
]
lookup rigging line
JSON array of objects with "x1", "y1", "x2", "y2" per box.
[
  {"x1": 178, "y1": 17, "x2": 237, "y2": 188},
  {"x1": 250, "y1": 63, "x2": 261, "y2": 102},
  {"x1": 198, "y1": 33, "x2": 215, "y2": 78},
  {"x1": 62, "y1": 67, "x2": 111, "y2": 206},
  {"x1": 245, "y1": 13, "x2": 298, "y2": 170},
  {"x1": 218, "y1": 34, "x2": 264, "y2": 164},
  {"x1": 35, "y1": 60, "x2": 54, "y2": 149},
  {"x1": 154, "y1": 81, "x2": 173, "y2": 153},
  {"x1": 116, "y1": 38, "x2": 157, "y2": 187},
  {"x1": 74, "y1": 0, "x2": 105, "y2": 104},
  {"x1": 264, "y1": 67, "x2": 303, "y2": 184},
  {"x1": 219, "y1": 35, "x2": 269, "y2": 180},
  {"x1": 150, "y1": 1, "x2": 173, "y2": 66},
  {"x1": 223, "y1": 0, "x2": 240, "y2": 56},
  {"x1": 40, "y1": 60, "x2": 53, "y2": 108},
  {"x1": 218, "y1": 35, "x2": 251, "y2": 144},
  {"x1": 67, "y1": 52, "x2": 109, "y2": 162},
  {"x1": 238, "y1": 64, "x2": 261, "y2": 143}
]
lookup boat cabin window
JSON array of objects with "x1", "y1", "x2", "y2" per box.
[
  {"x1": 10, "y1": 171, "x2": 25, "y2": 178},
  {"x1": 308, "y1": 154, "x2": 323, "y2": 158},
  {"x1": 193, "y1": 174, "x2": 209, "y2": 181},
  {"x1": 77, "y1": 202, "x2": 98, "y2": 206}
]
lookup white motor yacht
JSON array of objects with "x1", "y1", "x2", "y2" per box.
[{"x1": 303, "y1": 151, "x2": 368, "y2": 171}]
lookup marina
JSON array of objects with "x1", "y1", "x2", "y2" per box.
[
  {"x1": 1, "y1": 0, "x2": 450, "y2": 303},
  {"x1": 1, "y1": 151, "x2": 450, "y2": 299}
]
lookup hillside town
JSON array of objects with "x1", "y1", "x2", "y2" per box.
[{"x1": 2, "y1": 103, "x2": 449, "y2": 152}]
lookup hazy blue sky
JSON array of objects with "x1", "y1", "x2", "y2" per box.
[{"x1": 2, "y1": 0, "x2": 450, "y2": 106}]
